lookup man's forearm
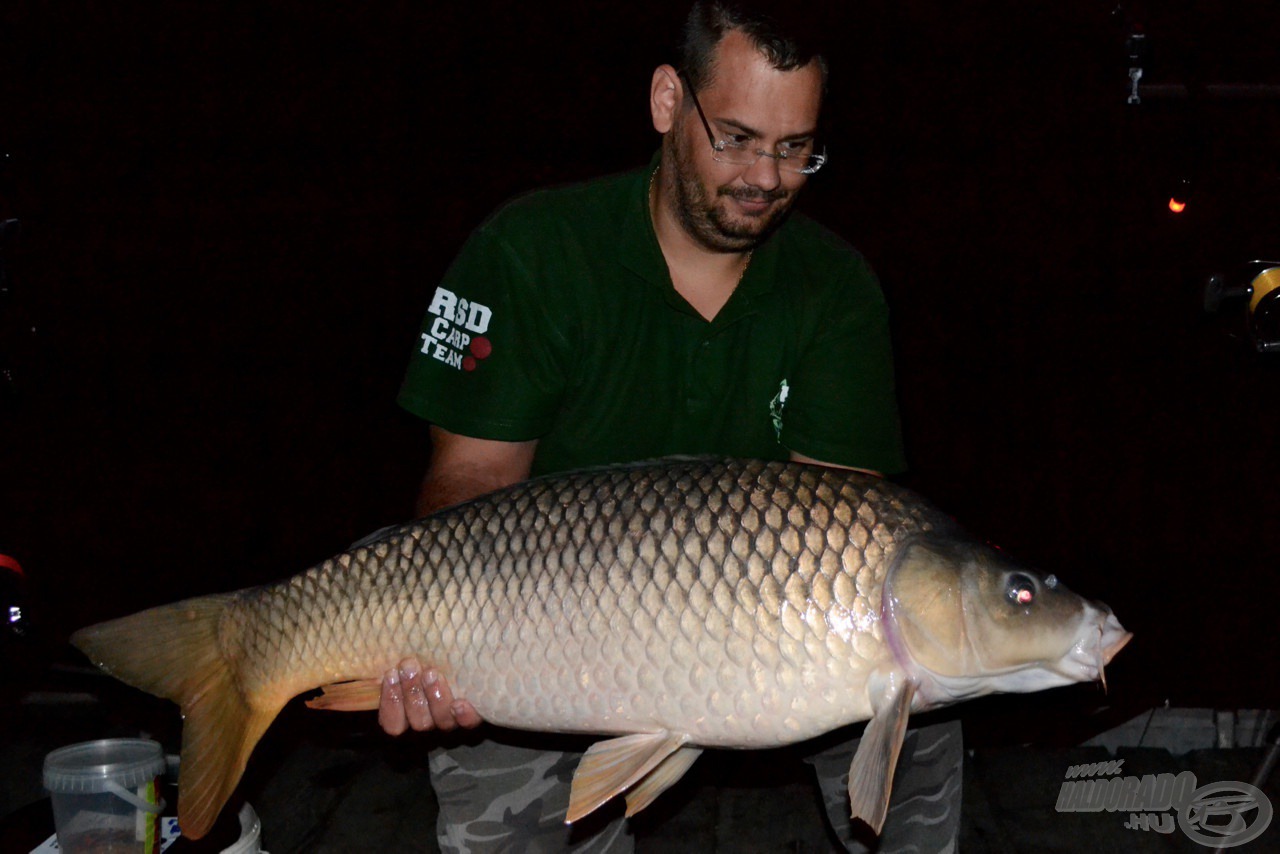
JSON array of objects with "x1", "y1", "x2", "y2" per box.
[
  {"x1": 415, "y1": 469, "x2": 514, "y2": 517},
  {"x1": 412, "y1": 426, "x2": 538, "y2": 518}
]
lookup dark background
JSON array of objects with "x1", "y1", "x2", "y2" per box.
[{"x1": 2, "y1": 0, "x2": 1277, "y2": 720}]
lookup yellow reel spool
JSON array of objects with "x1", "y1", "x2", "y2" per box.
[{"x1": 1248, "y1": 266, "x2": 1280, "y2": 313}]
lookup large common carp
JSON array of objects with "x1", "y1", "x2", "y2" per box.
[{"x1": 72, "y1": 458, "x2": 1130, "y2": 840}]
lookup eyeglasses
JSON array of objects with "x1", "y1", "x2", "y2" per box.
[{"x1": 679, "y1": 71, "x2": 827, "y2": 176}]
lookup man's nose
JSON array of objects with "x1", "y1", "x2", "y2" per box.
[{"x1": 741, "y1": 151, "x2": 783, "y2": 192}]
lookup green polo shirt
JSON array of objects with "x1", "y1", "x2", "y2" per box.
[{"x1": 398, "y1": 163, "x2": 906, "y2": 478}]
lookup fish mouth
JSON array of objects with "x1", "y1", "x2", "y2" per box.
[
  {"x1": 1063, "y1": 608, "x2": 1132, "y2": 690},
  {"x1": 1100, "y1": 614, "x2": 1133, "y2": 665},
  {"x1": 1096, "y1": 611, "x2": 1133, "y2": 692}
]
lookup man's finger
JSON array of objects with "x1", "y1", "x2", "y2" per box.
[
  {"x1": 424, "y1": 669, "x2": 458, "y2": 731},
  {"x1": 401, "y1": 658, "x2": 435, "y2": 731},
  {"x1": 452, "y1": 700, "x2": 484, "y2": 729},
  {"x1": 378, "y1": 667, "x2": 408, "y2": 736}
]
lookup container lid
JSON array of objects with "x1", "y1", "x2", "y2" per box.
[{"x1": 43, "y1": 738, "x2": 167, "y2": 794}]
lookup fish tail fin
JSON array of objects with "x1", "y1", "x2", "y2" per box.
[
  {"x1": 177, "y1": 667, "x2": 280, "y2": 840},
  {"x1": 71, "y1": 594, "x2": 285, "y2": 840}
]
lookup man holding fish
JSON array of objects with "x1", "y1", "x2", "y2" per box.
[
  {"x1": 385, "y1": 2, "x2": 961, "y2": 850},
  {"x1": 71, "y1": 3, "x2": 1130, "y2": 847}
]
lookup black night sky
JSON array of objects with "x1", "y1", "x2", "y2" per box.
[{"x1": 3, "y1": 0, "x2": 1279, "y2": 724}]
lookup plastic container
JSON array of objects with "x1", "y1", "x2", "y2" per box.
[{"x1": 43, "y1": 738, "x2": 167, "y2": 853}]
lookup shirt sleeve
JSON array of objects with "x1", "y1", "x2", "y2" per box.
[
  {"x1": 396, "y1": 221, "x2": 571, "y2": 440},
  {"x1": 778, "y1": 256, "x2": 907, "y2": 474}
]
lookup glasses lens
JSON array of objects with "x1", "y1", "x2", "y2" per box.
[
  {"x1": 712, "y1": 145, "x2": 826, "y2": 175},
  {"x1": 796, "y1": 149, "x2": 826, "y2": 175}
]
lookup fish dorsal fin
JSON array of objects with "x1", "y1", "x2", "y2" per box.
[
  {"x1": 566, "y1": 732, "x2": 687, "y2": 824},
  {"x1": 847, "y1": 679, "x2": 917, "y2": 833},
  {"x1": 623, "y1": 746, "x2": 703, "y2": 817}
]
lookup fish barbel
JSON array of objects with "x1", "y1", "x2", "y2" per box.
[{"x1": 72, "y1": 457, "x2": 1131, "y2": 839}]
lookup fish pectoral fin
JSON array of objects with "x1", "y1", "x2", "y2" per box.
[
  {"x1": 847, "y1": 679, "x2": 917, "y2": 834},
  {"x1": 305, "y1": 678, "x2": 383, "y2": 712},
  {"x1": 566, "y1": 732, "x2": 687, "y2": 824},
  {"x1": 623, "y1": 746, "x2": 703, "y2": 817}
]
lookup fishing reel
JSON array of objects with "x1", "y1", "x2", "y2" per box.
[{"x1": 1204, "y1": 260, "x2": 1280, "y2": 353}]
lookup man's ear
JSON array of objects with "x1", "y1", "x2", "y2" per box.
[{"x1": 650, "y1": 64, "x2": 682, "y2": 134}]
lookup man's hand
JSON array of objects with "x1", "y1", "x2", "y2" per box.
[
  {"x1": 378, "y1": 656, "x2": 483, "y2": 735},
  {"x1": 789, "y1": 450, "x2": 883, "y2": 477}
]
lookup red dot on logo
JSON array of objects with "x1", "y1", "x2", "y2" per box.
[
  {"x1": 462, "y1": 356, "x2": 477, "y2": 372},
  {"x1": 470, "y1": 337, "x2": 492, "y2": 359}
]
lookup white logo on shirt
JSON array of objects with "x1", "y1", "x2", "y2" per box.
[
  {"x1": 419, "y1": 287, "x2": 494, "y2": 371},
  {"x1": 769, "y1": 379, "x2": 790, "y2": 439}
]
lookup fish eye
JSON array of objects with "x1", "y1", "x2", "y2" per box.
[{"x1": 1006, "y1": 573, "x2": 1037, "y2": 606}]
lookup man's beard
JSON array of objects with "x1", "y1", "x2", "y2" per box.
[{"x1": 668, "y1": 131, "x2": 795, "y2": 253}]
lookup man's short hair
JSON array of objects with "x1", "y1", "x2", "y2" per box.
[{"x1": 678, "y1": 0, "x2": 829, "y2": 95}]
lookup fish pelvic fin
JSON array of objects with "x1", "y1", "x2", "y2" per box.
[
  {"x1": 305, "y1": 678, "x2": 383, "y2": 712},
  {"x1": 623, "y1": 746, "x2": 702, "y2": 817},
  {"x1": 566, "y1": 732, "x2": 688, "y2": 824},
  {"x1": 71, "y1": 594, "x2": 284, "y2": 841},
  {"x1": 847, "y1": 678, "x2": 917, "y2": 834}
]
